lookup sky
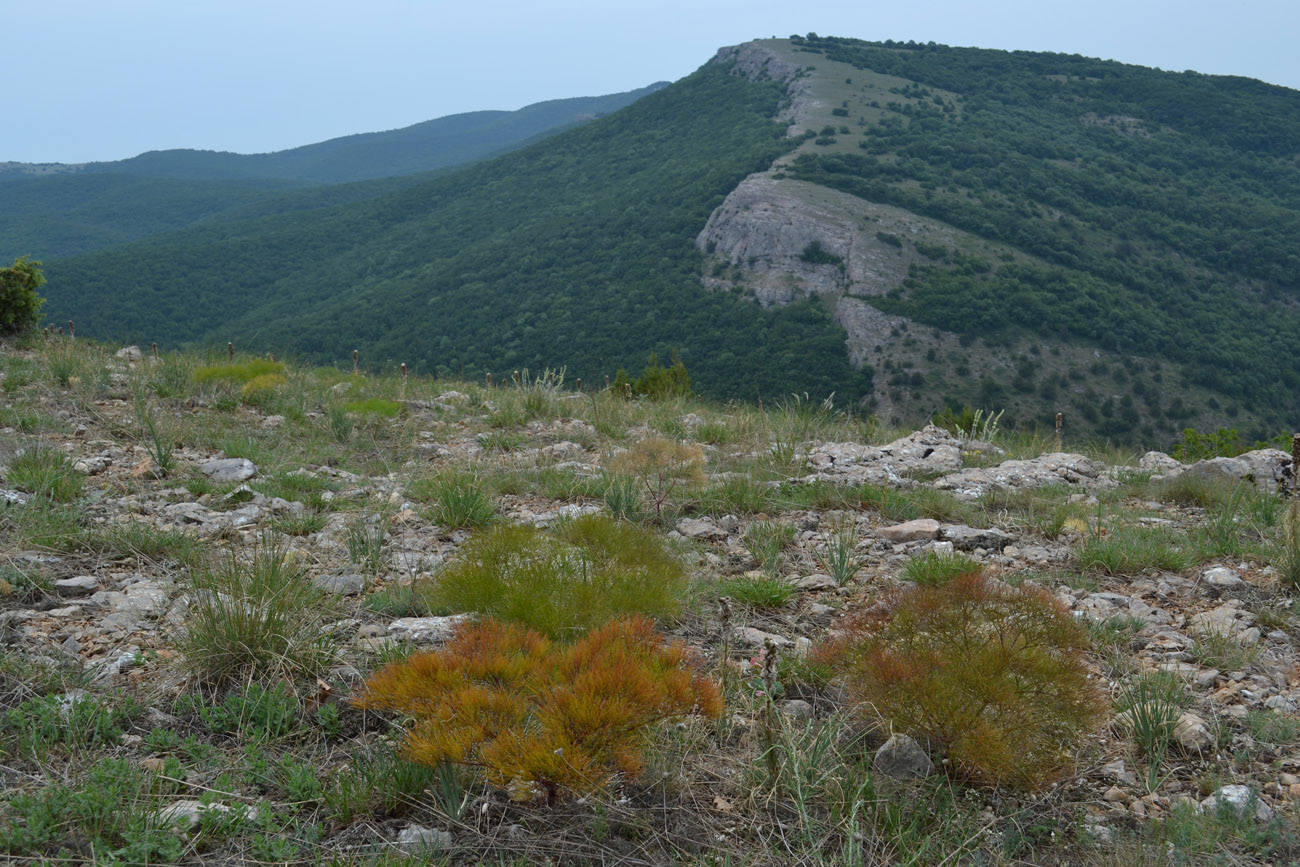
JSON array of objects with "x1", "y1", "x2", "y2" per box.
[{"x1": 7, "y1": 0, "x2": 1299, "y2": 164}]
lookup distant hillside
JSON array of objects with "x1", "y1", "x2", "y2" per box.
[
  {"x1": 34, "y1": 37, "x2": 1300, "y2": 444},
  {"x1": 1, "y1": 84, "x2": 666, "y2": 184},
  {"x1": 0, "y1": 84, "x2": 664, "y2": 260}
]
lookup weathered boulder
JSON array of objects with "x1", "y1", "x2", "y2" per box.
[
  {"x1": 933, "y1": 453, "x2": 1113, "y2": 498},
  {"x1": 199, "y1": 457, "x2": 258, "y2": 483},
  {"x1": 1184, "y1": 449, "x2": 1293, "y2": 495},
  {"x1": 872, "y1": 734, "x2": 932, "y2": 779}
]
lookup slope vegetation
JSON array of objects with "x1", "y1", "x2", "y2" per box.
[{"x1": 42, "y1": 64, "x2": 871, "y2": 402}]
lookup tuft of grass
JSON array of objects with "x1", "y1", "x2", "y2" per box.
[
  {"x1": 902, "y1": 550, "x2": 982, "y2": 585},
  {"x1": 814, "y1": 519, "x2": 861, "y2": 585},
  {"x1": 427, "y1": 513, "x2": 686, "y2": 639},
  {"x1": 744, "y1": 520, "x2": 795, "y2": 574},
  {"x1": 85, "y1": 522, "x2": 205, "y2": 567},
  {"x1": 1246, "y1": 709, "x2": 1300, "y2": 746},
  {"x1": 5, "y1": 444, "x2": 83, "y2": 503},
  {"x1": 601, "y1": 473, "x2": 645, "y2": 522},
  {"x1": 1273, "y1": 500, "x2": 1300, "y2": 588},
  {"x1": 1076, "y1": 525, "x2": 1195, "y2": 575},
  {"x1": 362, "y1": 584, "x2": 440, "y2": 618},
  {"x1": 347, "y1": 514, "x2": 388, "y2": 573},
  {"x1": 174, "y1": 535, "x2": 336, "y2": 687},
  {"x1": 1115, "y1": 671, "x2": 1187, "y2": 791},
  {"x1": 696, "y1": 475, "x2": 779, "y2": 516},
  {"x1": 409, "y1": 470, "x2": 495, "y2": 530},
  {"x1": 269, "y1": 511, "x2": 327, "y2": 537},
  {"x1": 343, "y1": 397, "x2": 403, "y2": 417},
  {"x1": 1190, "y1": 629, "x2": 1260, "y2": 671},
  {"x1": 716, "y1": 573, "x2": 797, "y2": 608},
  {"x1": 193, "y1": 358, "x2": 285, "y2": 385}
]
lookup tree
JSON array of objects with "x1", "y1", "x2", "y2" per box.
[{"x1": 0, "y1": 257, "x2": 45, "y2": 335}]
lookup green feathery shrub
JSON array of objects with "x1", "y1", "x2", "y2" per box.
[{"x1": 817, "y1": 571, "x2": 1107, "y2": 790}]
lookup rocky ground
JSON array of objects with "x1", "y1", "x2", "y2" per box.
[{"x1": 2, "y1": 338, "x2": 1299, "y2": 865}]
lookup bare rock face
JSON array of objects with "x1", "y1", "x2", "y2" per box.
[
  {"x1": 933, "y1": 453, "x2": 1114, "y2": 499},
  {"x1": 807, "y1": 425, "x2": 963, "y2": 486},
  {"x1": 1184, "y1": 449, "x2": 1293, "y2": 495}
]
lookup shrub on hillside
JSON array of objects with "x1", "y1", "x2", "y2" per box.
[
  {"x1": 0, "y1": 257, "x2": 45, "y2": 335},
  {"x1": 352, "y1": 617, "x2": 723, "y2": 803},
  {"x1": 427, "y1": 513, "x2": 687, "y2": 638},
  {"x1": 816, "y1": 571, "x2": 1106, "y2": 790}
]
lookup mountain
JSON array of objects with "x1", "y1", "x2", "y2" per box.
[
  {"x1": 0, "y1": 84, "x2": 665, "y2": 260},
  {"x1": 32, "y1": 37, "x2": 1300, "y2": 445}
]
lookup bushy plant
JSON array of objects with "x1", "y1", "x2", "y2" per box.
[
  {"x1": 352, "y1": 617, "x2": 722, "y2": 802},
  {"x1": 409, "y1": 469, "x2": 495, "y2": 529},
  {"x1": 174, "y1": 536, "x2": 335, "y2": 687},
  {"x1": 0, "y1": 257, "x2": 45, "y2": 335},
  {"x1": 4, "y1": 443, "x2": 83, "y2": 503},
  {"x1": 428, "y1": 513, "x2": 686, "y2": 638},
  {"x1": 607, "y1": 436, "x2": 705, "y2": 520},
  {"x1": 744, "y1": 520, "x2": 795, "y2": 574},
  {"x1": 817, "y1": 572, "x2": 1107, "y2": 790}
]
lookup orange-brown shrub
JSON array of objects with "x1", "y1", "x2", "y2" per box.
[
  {"x1": 352, "y1": 616, "x2": 722, "y2": 802},
  {"x1": 816, "y1": 572, "x2": 1107, "y2": 790}
]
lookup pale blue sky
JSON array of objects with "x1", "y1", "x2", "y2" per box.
[{"x1": 7, "y1": 0, "x2": 1298, "y2": 164}]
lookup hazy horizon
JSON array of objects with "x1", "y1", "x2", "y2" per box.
[{"x1": 8, "y1": 0, "x2": 1299, "y2": 164}]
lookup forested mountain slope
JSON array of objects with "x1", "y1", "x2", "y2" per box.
[
  {"x1": 0, "y1": 85, "x2": 663, "y2": 260},
  {"x1": 41, "y1": 65, "x2": 870, "y2": 403},
  {"x1": 33, "y1": 37, "x2": 1300, "y2": 444}
]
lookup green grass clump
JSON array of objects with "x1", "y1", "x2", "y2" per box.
[
  {"x1": 1076, "y1": 525, "x2": 1195, "y2": 575},
  {"x1": 1, "y1": 692, "x2": 140, "y2": 760},
  {"x1": 427, "y1": 513, "x2": 686, "y2": 639},
  {"x1": 174, "y1": 537, "x2": 335, "y2": 687},
  {"x1": 342, "y1": 397, "x2": 403, "y2": 417},
  {"x1": 744, "y1": 520, "x2": 795, "y2": 574},
  {"x1": 408, "y1": 470, "x2": 495, "y2": 530},
  {"x1": 193, "y1": 358, "x2": 285, "y2": 384},
  {"x1": 1115, "y1": 671, "x2": 1187, "y2": 791},
  {"x1": 716, "y1": 573, "x2": 797, "y2": 608},
  {"x1": 902, "y1": 550, "x2": 982, "y2": 586},
  {"x1": 1246, "y1": 709, "x2": 1300, "y2": 746},
  {"x1": 4, "y1": 444, "x2": 83, "y2": 503}
]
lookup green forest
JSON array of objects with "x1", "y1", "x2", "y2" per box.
[
  {"x1": 39, "y1": 65, "x2": 873, "y2": 402},
  {"x1": 16, "y1": 35, "x2": 1300, "y2": 435},
  {"x1": 784, "y1": 35, "x2": 1300, "y2": 435}
]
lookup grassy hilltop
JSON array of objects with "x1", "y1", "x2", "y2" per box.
[{"x1": 1, "y1": 334, "x2": 1298, "y2": 865}]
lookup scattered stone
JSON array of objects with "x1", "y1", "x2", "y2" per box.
[
  {"x1": 872, "y1": 733, "x2": 932, "y2": 779},
  {"x1": 782, "y1": 699, "x2": 814, "y2": 719},
  {"x1": 1202, "y1": 566, "x2": 1243, "y2": 588},
  {"x1": 734, "y1": 627, "x2": 791, "y2": 648},
  {"x1": 796, "y1": 573, "x2": 837, "y2": 591},
  {"x1": 396, "y1": 825, "x2": 453, "y2": 851},
  {"x1": 676, "y1": 517, "x2": 727, "y2": 540},
  {"x1": 72, "y1": 456, "x2": 110, "y2": 475},
  {"x1": 877, "y1": 518, "x2": 940, "y2": 543},
  {"x1": 940, "y1": 524, "x2": 1016, "y2": 551},
  {"x1": 115, "y1": 345, "x2": 144, "y2": 361},
  {"x1": 54, "y1": 576, "x2": 99, "y2": 597},
  {"x1": 386, "y1": 615, "x2": 472, "y2": 644},
  {"x1": 1102, "y1": 786, "x2": 1128, "y2": 802},
  {"x1": 934, "y1": 452, "x2": 1114, "y2": 498},
  {"x1": 1185, "y1": 449, "x2": 1294, "y2": 495},
  {"x1": 199, "y1": 457, "x2": 258, "y2": 483},
  {"x1": 157, "y1": 800, "x2": 258, "y2": 833},
  {"x1": 1172, "y1": 712, "x2": 1214, "y2": 753},
  {"x1": 1201, "y1": 785, "x2": 1274, "y2": 822},
  {"x1": 313, "y1": 573, "x2": 366, "y2": 596},
  {"x1": 806, "y1": 426, "x2": 963, "y2": 485}
]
